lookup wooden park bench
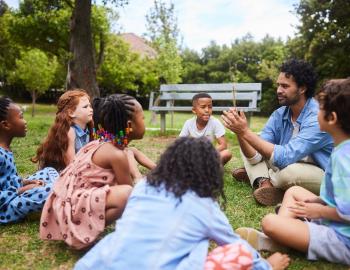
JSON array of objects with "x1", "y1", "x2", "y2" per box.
[{"x1": 149, "y1": 83, "x2": 262, "y2": 133}]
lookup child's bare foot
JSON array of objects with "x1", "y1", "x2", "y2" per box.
[{"x1": 267, "y1": 252, "x2": 290, "y2": 270}]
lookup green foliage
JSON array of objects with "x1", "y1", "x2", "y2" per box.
[
  {"x1": 145, "y1": 0, "x2": 182, "y2": 84},
  {"x1": 98, "y1": 35, "x2": 158, "y2": 95},
  {"x1": 288, "y1": 0, "x2": 350, "y2": 81},
  {"x1": 154, "y1": 36, "x2": 182, "y2": 84},
  {"x1": 9, "y1": 48, "x2": 57, "y2": 115},
  {"x1": 145, "y1": 0, "x2": 179, "y2": 43},
  {"x1": 0, "y1": 11, "x2": 20, "y2": 81},
  {"x1": 181, "y1": 35, "x2": 286, "y2": 114},
  {"x1": 10, "y1": 49, "x2": 57, "y2": 94},
  {"x1": 11, "y1": 1, "x2": 71, "y2": 56}
]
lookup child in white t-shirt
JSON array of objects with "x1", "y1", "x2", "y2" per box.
[{"x1": 180, "y1": 93, "x2": 232, "y2": 164}]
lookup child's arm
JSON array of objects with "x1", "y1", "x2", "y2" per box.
[
  {"x1": 129, "y1": 147, "x2": 156, "y2": 170},
  {"x1": 66, "y1": 127, "x2": 76, "y2": 164},
  {"x1": 93, "y1": 144, "x2": 134, "y2": 186},
  {"x1": 215, "y1": 136, "x2": 228, "y2": 152}
]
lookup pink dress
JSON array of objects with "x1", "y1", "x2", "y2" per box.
[{"x1": 40, "y1": 140, "x2": 115, "y2": 249}]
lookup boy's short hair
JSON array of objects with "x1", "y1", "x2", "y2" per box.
[
  {"x1": 317, "y1": 78, "x2": 350, "y2": 135},
  {"x1": 192, "y1": 93, "x2": 212, "y2": 105}
]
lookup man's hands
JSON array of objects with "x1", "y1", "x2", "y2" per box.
[{"x1": 221, "y1": 108, "x2": 249, "y2": 135}]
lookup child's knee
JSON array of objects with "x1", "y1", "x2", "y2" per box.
[
  {"x1": 220, "y1": 149, "x2": 232, "y2": 164},
  {"x1": 284, "y1": 186, "x2": 304, "y2": 198},
  {"x1": 262, "y1": 214, "x2": 278, "y2": 235}
]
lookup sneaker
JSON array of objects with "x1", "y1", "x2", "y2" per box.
[
  {"x1": 235, "y1": 227, "x2": 287, "y2": 252},
  {"x1": 253, "y1": 186, "x2": 284, "y2": 206},
  {"x1": 231, "y1": 167, "x2": 250, "y2": 183}
]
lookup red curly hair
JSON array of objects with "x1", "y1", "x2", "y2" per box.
[{"x1": 32, "y1": 89, "x2": 93, "y2": 171}]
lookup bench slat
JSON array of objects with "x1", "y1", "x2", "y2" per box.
[
  {"x1": 158, "y1": 92, "x2": 257, "y2": 101},
  {"x1": 150, "y1": 106, "x2": 260, "y2": 112},
  {"x1": 160, "y1": 83, "x2": 261, "y2": 98}
]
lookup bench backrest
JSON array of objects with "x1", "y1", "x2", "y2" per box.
[{"x1": 150, "y1": 83, "x2": 262, "y2": 112}]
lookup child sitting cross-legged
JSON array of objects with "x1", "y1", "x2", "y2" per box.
[
  {"x1": 236, "y1": 78, "x2": 350, "y2": 266},
  {"x1": 40, "y1": 94, "x2": 154, "y2": 249},
  {"x1": 0, "y1": 97, "x2": 58, "y2": 224},
  {"x1": 75, "y1": 137, "x2": 290, "y2": 270},
  {"x1": 179, "y1": 93, "x2": 232, "y2": 165}
]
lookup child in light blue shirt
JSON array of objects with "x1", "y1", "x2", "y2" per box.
[{"x1": 75, "y1": 137, "x2": 289, "y2": 270}]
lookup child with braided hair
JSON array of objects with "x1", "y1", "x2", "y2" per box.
[
  {"x1": 33, "y1": 89, "x2": 93, "y2": 172},
  {"x1": 40, "y1": 94, "x2": 154, "y2": 249},
  {"x1": 0, "y1": 97, "x2": 58, "y2": 224}
]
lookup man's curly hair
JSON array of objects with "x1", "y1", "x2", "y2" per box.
[
  {"x1": 280, "y1": 59, "x2": 317, "y2": 98},
  {"x1": 147, "y1": 137, "x2": 225, "y2": 206},
  {"x1": 317, "y1": 78, "x2": 350, "y2": 135}
]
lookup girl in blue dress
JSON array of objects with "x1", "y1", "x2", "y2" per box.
[{"x1": 0, "y1": 97, "x2": 58, "y2": 224}]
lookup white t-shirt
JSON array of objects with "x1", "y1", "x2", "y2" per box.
[{"x1": 179, "y1": 116, "x2": 225, "y2": 142}]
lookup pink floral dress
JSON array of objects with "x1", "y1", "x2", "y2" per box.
[{"x1": 40, "y1": 140, "x2": 115, "y2": 249}]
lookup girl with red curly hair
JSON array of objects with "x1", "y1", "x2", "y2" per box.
[{"x1": 32, "y1": 89, "x2": 93, "y2": 172}]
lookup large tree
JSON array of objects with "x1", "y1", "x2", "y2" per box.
[
  {"x1": 8, "y1": 0, "x2": 117, "y2": 97},
  {"x1": 64, "y1": 0, "x2": 127, "y2": 97}
]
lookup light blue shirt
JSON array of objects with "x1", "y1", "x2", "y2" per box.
[
  {"x1": 261, "y1": 98, "x2": 333, "y2": 170},
  {"x1": 75, "y1": 179, "x2": 271, "y2": 270},
  {"x1": 320, "y1": 139, "x2": 350, "y2": 248},
  {"x1": 72, "y1": 124, "x2": 90, "y2": 154}
]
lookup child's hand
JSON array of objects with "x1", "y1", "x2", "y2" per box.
[
  {"x1": 288, "y1": 200, "x2": 324, "y2": 219},
  {"x1": 18, "y1": 182, "x2": 44, "y2": 194},
  {"x1": 22, "y1": 179, "x2": 45, "y2": 187},
  {"x1": 304, "y1": 197, "x2": 326, "y2": 205}
]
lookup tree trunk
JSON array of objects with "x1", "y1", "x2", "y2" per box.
[
  {"x1": 66, "y1": 0, "x2": 100, "y2": 98},
  {"x1": 31, "y1": 90, "x2": 36, "y2": 117}
]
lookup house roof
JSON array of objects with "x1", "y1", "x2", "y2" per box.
[{"x1": 120, "y1": 33, "x2": 157, "y2": 59}]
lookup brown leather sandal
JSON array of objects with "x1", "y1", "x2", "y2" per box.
[{"x1": 231, "y1": 167, "x2": 250, "y2": 183}]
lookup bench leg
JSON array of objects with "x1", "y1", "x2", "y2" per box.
[
  {"x1": 160, "y1": 113, "x2": 166, "y2": 133},
  {"x1": 246, "y1": 112, "x2": 252, "y2": 127}
]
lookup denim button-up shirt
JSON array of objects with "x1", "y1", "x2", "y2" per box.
[
  {"x1": 72, "y1": 124, "x2": 90, "y2": 154},
  {"x1": 260, "y1": 98, "x2": 333, "y2": 170}
]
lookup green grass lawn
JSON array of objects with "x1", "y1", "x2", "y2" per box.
[{"x1": 0, "y1": 103, "x2": 346, "y2": 269}]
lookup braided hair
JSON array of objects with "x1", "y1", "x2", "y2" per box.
[
  {"x1": 0, "y1": 97, "x2": 12, "y2": 122},
  {"x1": 93, "y1": 94, "x2": 136, "y2": 137},
  {"x1": 147, "y1": 137, "x2": 226, "y2": 207}
]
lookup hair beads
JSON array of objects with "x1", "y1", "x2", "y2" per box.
[{"x1": 93, "y1": 123, "x2": 132, "y2": 148}]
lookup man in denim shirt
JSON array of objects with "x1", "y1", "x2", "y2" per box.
[{"x1": 222, "y1": 59, "x2": 333, "y2": 206}]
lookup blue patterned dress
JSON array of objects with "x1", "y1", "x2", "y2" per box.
[{"x1": 0, "y1": 147, "x2": 59, "y2": 224}]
